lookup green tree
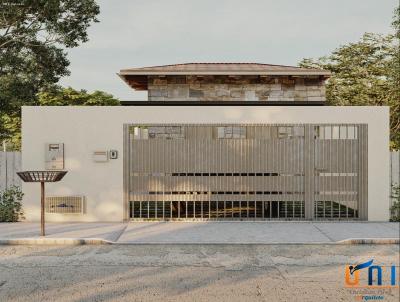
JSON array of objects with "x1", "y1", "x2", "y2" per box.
[
  {"x1": 390, "y1": 5, "x2": 400, "y2": 149},
  {"x1": 37, "y1": 86, "x2": 120, "y2": 106},
  {"x1": 299, "y1": 7, "x2": 400, "y2": 150},
  {"x1": 0, "y1": 0, "x2": 100, "y2": 145},
  {"x1": 390, "y1": 184, "x2": 400, "y2": 221},
  {"x1": 5, "y1": 86, "x2": 120, "y2": 149},
  {"x1": 0, "y1": 186, "x2": 24, "y2": 222}
]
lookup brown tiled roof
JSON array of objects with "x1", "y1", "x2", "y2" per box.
[
  {"x1": 118, "y1": 63, "x2": 330, "y2": 90},
  {"x1": 119, "y1": 63, "x2": 330, "y2": 75}
]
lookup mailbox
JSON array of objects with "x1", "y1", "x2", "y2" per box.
[
  {"x1": 45, "y1": 143, "x2": 64, "y2": 170},
  {"x1": 93, "y1": 151, "x2": 109, "y2": 162}
]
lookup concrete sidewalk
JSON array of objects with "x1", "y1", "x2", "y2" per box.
[
  {"x1": 0, "y1": 222, "x2": 127, "y2": 242},
  {"x1": 0, "y1": 221, "x2": 399, "y2": 244},
  {"x1": 117, "y1": 222, "x2": 400, "y2": 244}
]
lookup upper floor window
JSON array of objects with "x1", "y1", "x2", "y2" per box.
[
  {"x1": 217, "y1": 126, "x2": 246, "y2": 139},
  {"x1": 315, "y1": 125, "x2": 357, "y2": 140},
  {"x1": 133, "y1": 126, "x2": 185, "y2": 140},
  {"x1": 278, "y1": 126, "x2": 304, "y2": 138},
  {"x1": 133, "y1": 127, "x2": 148, "y2": 139}
]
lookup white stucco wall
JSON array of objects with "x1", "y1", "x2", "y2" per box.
[{"x1": 21, "y1": 106, "x2": 390, "y2": 222}]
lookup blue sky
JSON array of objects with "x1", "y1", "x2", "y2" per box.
[{"x1": 60, "y1": 0, "x2": 398, "y2": 101}]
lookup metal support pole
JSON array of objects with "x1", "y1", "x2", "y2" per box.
[
  {"x1": 41, "y1": 181, "x2": 45, "y2": 236},
  {"x1": 16, "y1": 171, "x2": 66, "y2": 236}
]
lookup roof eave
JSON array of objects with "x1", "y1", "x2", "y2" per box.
[
  {"x1": 118, "y1": 73, "x2": 148, "y2": 90},
  {"x1": 119, "y1": 71, "x2": 331, "y2": 76}
]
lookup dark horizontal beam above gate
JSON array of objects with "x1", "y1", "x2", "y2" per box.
[{"x1": 120, "y1": 101, "x2": 325, "y2": 106}]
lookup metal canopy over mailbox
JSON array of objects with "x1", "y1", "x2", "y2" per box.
[
  {"x1": 17, "y1": 170, "x2": 67, "y2": 236},
  {"x1": 17, "y1": 171, "x2": 67, "y2": 182}
]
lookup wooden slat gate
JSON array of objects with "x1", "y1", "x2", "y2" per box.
[{"x1": 124, "y1": 124, "x2": 368, "y2": 221}]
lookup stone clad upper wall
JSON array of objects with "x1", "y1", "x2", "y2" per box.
[{"x1": 148, "y1": 75, "x2": 326, "y2": 102}]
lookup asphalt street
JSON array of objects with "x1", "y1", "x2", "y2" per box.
[{"x1": 0, "y1": 244, "x2": 399, "y2": 302}]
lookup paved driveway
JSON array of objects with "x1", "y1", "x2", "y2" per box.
[
  {"x1": 118, "y1": 222, "x2": 400, "y2": 243},
  {"x1": 1, "y1": 222, "x2": 398, "y2": 244}
]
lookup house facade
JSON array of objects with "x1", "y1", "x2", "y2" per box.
[{"x1": 21, "y1": 63, "x2": 390, "y2": 221}]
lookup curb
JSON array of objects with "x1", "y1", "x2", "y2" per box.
[
  {"x1": 0, "y1": 238, "x2": 398, "y2": 245},
  {"x1": 0, "y1": 238, "x2": 113, "y2": 245},
  {"x1": 336, "y1": 238, "x2": 400, "y2": 245},
  {"x1": 115, "y1": 238, "x2": 400, "y2": 245}
]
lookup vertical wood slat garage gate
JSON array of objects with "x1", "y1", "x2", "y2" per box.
[{"x1": 124, "y1": 124, "x2": 368, "y2": 221}]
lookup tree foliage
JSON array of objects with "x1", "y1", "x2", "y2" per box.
[
  {"x1": 300, "y1": 33, "x2": 399, "y2": 149},
  {"x1": 37, "y1": 86, "x2": 120, "y2": 106},
  {"x1": 391, "y1": 184, "x2": 400, "y2": 222},
  {"x1": 0, "y1": 0, "x2": 100, "y2": 143},
  {"x1": 0, "y1": 0, "x2": 100, "y2": 49},
  {"x1": 299, "y1": 7, "x2": 400, "y2": 150},
  {"x1": 0, "y1": 186, "x2": 24, "y2": 222},
  {"x1": 4, "y1": 86, "x2": 120, "y2": 150}
]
